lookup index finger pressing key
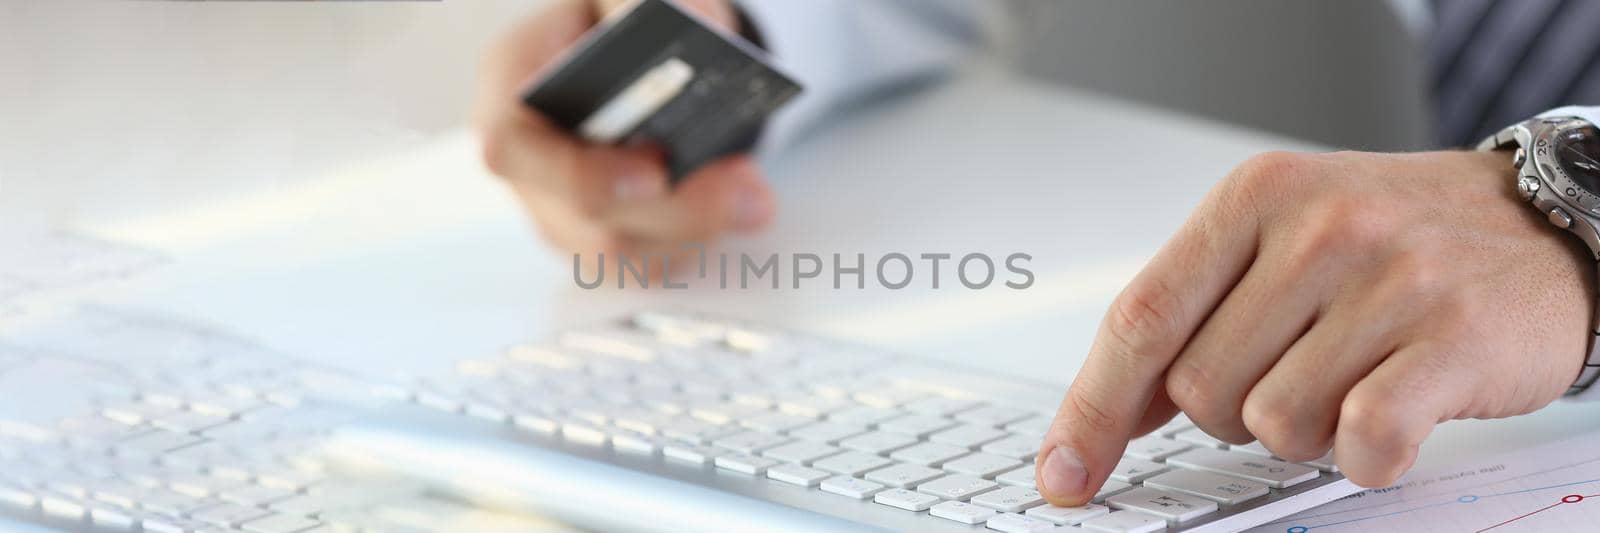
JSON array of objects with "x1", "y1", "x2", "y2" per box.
[{"x1": 1035, "y1": 172, "x2": 1268, "y2": 506}]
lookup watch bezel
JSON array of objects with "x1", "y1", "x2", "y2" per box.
[{"x1": 1528, "y1": 117, "x2": 1600, "y2": 217}]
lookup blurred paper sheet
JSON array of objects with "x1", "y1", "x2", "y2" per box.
[{"x1": 1249, "y1": 430, "x2": 1600, "y2": 532}]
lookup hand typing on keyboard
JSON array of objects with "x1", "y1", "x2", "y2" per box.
[{"x1": 1036, "y1": 151, "x2": 1595, "y2": 506}]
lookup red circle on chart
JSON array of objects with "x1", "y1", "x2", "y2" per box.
[{"x1": 1563, "y1": 495, "x2": 1584, "y2": 504}]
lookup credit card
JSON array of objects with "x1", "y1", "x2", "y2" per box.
[{"x1": 522, "y1": 0, "x2": 802, "y2": 181}]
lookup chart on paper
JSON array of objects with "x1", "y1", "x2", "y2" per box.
[{"x1": 1248, "y1": 430, "x2": 1600, "y2": 532}]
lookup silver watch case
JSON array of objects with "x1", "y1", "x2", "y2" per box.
[{"x1": 1478, "y1": 117, "x2": 1600, "y2": 260}]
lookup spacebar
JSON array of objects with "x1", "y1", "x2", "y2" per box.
[{"x1": 323, "y1": 405, "x2": 860, "y2": 533}]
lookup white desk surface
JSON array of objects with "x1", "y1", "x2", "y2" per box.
[{"x1": 25, "y1": 66, "x2": 1600, "y2": 479}]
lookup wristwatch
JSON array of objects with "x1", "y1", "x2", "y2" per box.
[{"x1": 1478, "y1": 106, "x2": 1600, "y2": 396}]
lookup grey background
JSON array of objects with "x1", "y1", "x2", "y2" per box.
[{"x1": 1000, "y1": 0, "x2": 1433, "y2": 152}]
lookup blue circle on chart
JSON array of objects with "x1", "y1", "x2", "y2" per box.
[
  {"x1": 1287, "y1": 527, "x2": 1309, "y2": 533},
  {"x1": 1458, "y1": 495, "x2": 1479, "y2": 503}
]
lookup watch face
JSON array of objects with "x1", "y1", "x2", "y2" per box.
[{"x1": 1555, "y1": 125, "x2": 1600, "y2": 196}]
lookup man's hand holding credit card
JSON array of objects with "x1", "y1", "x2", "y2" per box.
[{"x1": 473, "y1": 0, "x2": 801, "y2": 268}]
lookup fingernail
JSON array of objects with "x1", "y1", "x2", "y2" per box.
[
  {"x1": 732, "y1": 185, "x2": 771, "y2": 230},
  {"x1": 613, "y1": 173, "x2": 663, "y2": 201},
  {"x1": 1041, "y1": 446, "x2": 1087, "y2": 498}
]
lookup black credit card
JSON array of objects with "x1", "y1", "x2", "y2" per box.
[{"x1": 522, "y1": 0, "x2": 802, "y2": 181}]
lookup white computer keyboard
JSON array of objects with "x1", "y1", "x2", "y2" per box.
[
  {"x1": 0, "y1": 231, "x2": 166, "y2": 322},
  {"x1": 374, "y1": 311, "x2": 1358, "y2": 533},
  {"x1": 0, "y1": 308, "x2": 526, "y2": 533}
]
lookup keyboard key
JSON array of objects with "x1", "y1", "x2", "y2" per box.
[
  {"x1": 1143, "y1": 469, "x2": 1268, "y2": 505},
  {"x1": 812, "y1": 451, "x2": 893, "y2": 476},
  {"x1": 89, "y1": 481, "x2": 145, "y2": 510},
  {"x1": 114, "y1": 431, "x2": 204, "y2": 460},
  {"x1": 661, "y1": 420, "x2": 740, "y2": 445},
  {"x1": 1108, "y1": 457, "x2": 1169, "y2": 483},
  {"x1": 160, "y1": 442, "x2": 239, "y2": 472},
  {"x1": 984, "y1": 512, "x2": 1056, "y2": 532},
  {"x1": 827, "y1": 406, "x2": 903, "y2": 427},
  {"x1": 0, "y1": 481, "x2": 36, "y2": 510},
  {"x1": 955, "y1": 406, "x2": 1033, "y2": 427},
  {"x1": 662, "y1": 443, "x2": 720, "y2": 465},
  {"x1": 1025, "y1": 503, "x2": 1110, "y2": 525},
  {"x1": 777, "y1": 395, "x2": 853, "y2": 418},
  {"x1": 1165, "y1": 448, "x2": 1320, "y2": 488},
  {"x1": 811, "y1": 377, "x2": 880, "y2": 399},
  {"x1": 715, "y1": 454, "x2": 782, "y2": 475},
  {"x1": 766, "y1": 464, "x2": 830, "y2": 487},
  {"x1": 981, "y1": 435, "x2": 1042, "y2": 461},
  {"x1": 511, "y1": 412, "x2": 560, "y2": 435},
  {"x1": 740, "y1": 412, "x2": 813, "y2": 434},
  {"x1": 191, "y1": 502, "x2": 273, "y2": 528},
  {"x1": 788, "y1": 422, "x2": 866, "y2": 444},
  {"x1": 464, "y1": 399, "x2": 514, "y2": 423},
  {"x1": 612, "y1": 412, "x2": 676, "y2": 436},
  {"x1": 101, "y1": 403, "x2": 177, "y2": 426},
  {"x1": 189, "y1": 396, "x2": 267, "y2": 417},
  {"x1": 39, "y1": 494, "x2": 87, "y2": 521},
  {"x1": 865, "y1": 464, "x2": 944, "y2": 489},
  {"x1": 971, "y1": 486, "x2": 1046, "y2": 512},
  {"x1": 878, "y1": 415, "x2": 957, "y2": 437},
  {"x1": 931, "y1": 500, "x2": 997, "y2": 525},
  {"x1": 135, "y1": 491, "x2": 215, "y2": 516},
  {"x1": 873, "y1": 488, "x2": 941, "y2": 511},
  {"x1": 268, "y1": 494, "x2": 327, "y2": 515},
  {"x1": 560, "y1": 421, "x2": 610, "y2": 446},
  {"x1": 1093, "y1": 480, "x2": 1133, "y2": 503},
  {"x1": 89, "y1": 505, "x2": 138, "y2": 530},
  {"x1": 610, "y1": 431, "x2": 663, "y2": 455},
  {"x1": 930, "y1": 425, "x2": 1008, "y2": 449},
  {"x1": 168, "y1": 474, "x2": 246, "y2": 499},
  {"x1": 854, "y1": 388, "x2": 928, "y2": 409},
  {"x1": 57, "y1": 416, "x2": 150, "y2": 449},
  {"x1": 917, "y1": 474, "x2": 999, "y2": 501},
  {"x1": 838, "y1": 431, "x2": 919, "y2": 456},
  {"x1": 46, "y1": 473, "x2": 101, "y2": 498},
  {"x1": 1124, "y1": 435, "x2": 1194, "y2": 462},
  {"x1": 220, "y1": 484, "x2": 298, "y2": 507},
  {"x1": 944, "y1": 453, "x2": 1023, "y2": 479},
  {"x1": 256, "y1": 469, "x2": 325, "y2": 491},
  {"x1": 995, "y1": 466, "x2": 1037, "y2": 488},
  {"x1": 1175, "y1": 428, "x2": 1230, "y2": 449},
  {"x1": 150, "y1": 410, "x2": 231, "y2": 434},
  {"x1": 820, "y1": 476, "x2": 885, "y2": 500},
  {"x1": 690, "y1": 402, "x2": 766, "y2": 426},
  {"x1": 1001, "y1": 417, "x2": 1051, "y2": 438},
  {"x1": 1156, "y1": 415, "x2": 1196, "y2": 438},
  {"x1": 1105, "y1": 486, "x2": 1217, "y2": 523},
  {"x1": 634, "y1": 392, "x2": 691, "y2": 416},
  {"x1": 711, "y1": 431, "x2": 791, "y2": 455},
  {"x1": 140, "y1": 516, "x2": 204, "y2": 533},
  {"x1": 1228, "y1": 440, "x2": 1274, "y2": 458},
  {"x1": 890, "y1": 442, "x2": 970, "y2": 466},
  {"x1": 903, "y1": 397, "x2": 982, "y2": 416},
  {"x1": 1082, "y1": 510, "x2": 1168, "y2": 533},
  {"x1": 241, "y1": 513, "x2": 323, "y2": 533},
  {"x1": 761, "y1": 441, "x2": 842, "y2": 465}
]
